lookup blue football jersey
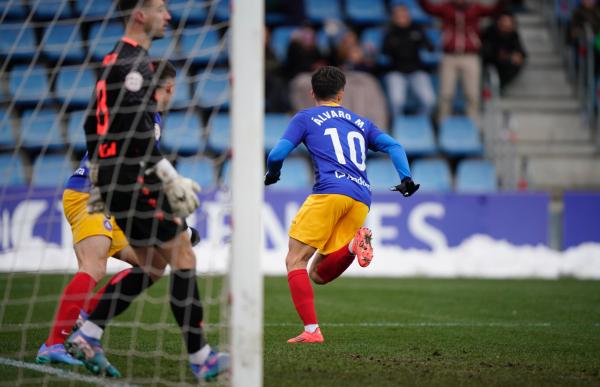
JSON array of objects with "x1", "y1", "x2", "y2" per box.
[
  {"x1": 65, "y1": 113, "x2": 163, "y2": 192},
  {"x1": 282, "y1": 105, "x2": 386, "y2": 206}
]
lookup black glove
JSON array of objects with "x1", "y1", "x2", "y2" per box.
[
  {"x1": 390, "y1": 177, "x2": 420, "y2": 197},
  {"x1": 264, "y1": 170, "x2": 280, "y2": 186}
]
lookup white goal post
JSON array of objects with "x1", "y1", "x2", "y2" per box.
[{"x1": 230, "y1": 0, "x2": 264, "y2": 386}]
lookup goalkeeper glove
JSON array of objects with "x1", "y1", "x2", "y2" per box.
[
  {"x1": 390, "y1": 177, "x2": 420, "y2": 197},
  {"x1": 153, "y1": 159, "x2": 201, "y2": 218},
  {"x1": 264, "y1": 170, "x2": 280, "y2": 186}
]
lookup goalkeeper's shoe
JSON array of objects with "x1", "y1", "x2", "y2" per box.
[
  {"x1": 65, "y1": 330, "x2": 121, "y2": 378},
  {"x1": 353, "y1": 227, "x2": 374, "y2": 267},
  {"x1": 191, "y1": 350, "x2": 231, "y2": 381},
  {"x1": 36, "y1": 343, "x2": 83, "y2": 365},
  {"x1": 287, "y1": 328, "x2": 324, "y2": 343}
]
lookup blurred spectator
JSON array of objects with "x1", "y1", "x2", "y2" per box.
[
  {"x1": 569, "y1": 0, "x2": 600, "y2": 44},
  {"x1": 333, "y1": 29, "x2": 376, "y2": 73},
  {"x1": 419, "y1": 0, "x2": 506, "y2": 123},
  {"x1": 285, "y1": 24, "x2": 327, "y2": 79},
  {"x1": 265, "y1": 27, "x2": 291, "y2": 112},
  {"x1": 382, "y1": 4, "x2": 436, "y2": 116},
  {"x1": 482, "y1": 13, "x2": 526, "y2": 93}
]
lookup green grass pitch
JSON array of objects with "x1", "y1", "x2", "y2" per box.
[{"x1": 0, "y1": 274, "x2": 599, "y2": 386}]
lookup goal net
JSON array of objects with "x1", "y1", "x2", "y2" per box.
[{"x1": 0, "y1": 0, "x2": 262, "y2": 385}]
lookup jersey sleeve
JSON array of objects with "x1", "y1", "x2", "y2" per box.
[
  {"x1": 281, "y1": 112, "x2": 308, "y2": 146},
  {"x1": 364, "y1": 120, "x2": 387, "y2": 151}
]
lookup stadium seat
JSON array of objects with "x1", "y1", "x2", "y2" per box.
[
  {"x1": 55, "y1": 67, "x2": 96, "y2": 108},
  {"x1": 0, "y1": 23, "x2": 37, "y2": 61},
  {"x1": 207, "y1": 113, "x2": 230, "y2": 153},
  {"x1": 148, "y1": 30, "x2": 179, "y2": 59},
  {"x1": 170, "y1": 69, "x2": 194, "y2": 110},
  {"x1": 75, "y1": 0, "x2": 117, "y2": 19},
  {"x1": 88, "y1": 22, "x2": 125, "y2": 61},
  {"x1": 9, "y1": 65, "x2": 51, "y2": 106},
  {"x1": 66, "y1": 110, "x2": 88, "y2": 152},
  {"x1": 304, "y1": 0, "x2": 342, "y2": 23},
  {"x1": 31, "y1": 153, "x2": 73, "y2": 188},
  {"x1": 264, "y1": 113, "x2": 290, "y2": 152},
  {"x1": 214, "y1": 0, "x2": 230, "y2": 21},
  {"x1": 439, "y1": 116, "x2": 483, "y2": 156},
  {"x1": 31, "y1": 0, "x2": 73, "y2": 20},
  {"x1": 161, "y1": 111, "x2": 205, "y2": 155},
  {"x1": 392, "y1": 115, "x2": 437, "y2": 157},
  {"x1": 367, "y1": 157, "x2": 399, "y2": 192},
  {"x1": 0, "y1": 154, "x2": 27, "y2": 186},
  {"x1": 194, "y1": 69, "x2": 230, "y2": 108},
  {"x1": 180, "y1": 27, "x2": 228, "y2": 65},
  {"x1": 390, "y1": 0, "x2": 432, "y2": 25},
  {"x1": 346, "y1": 0, "x2": 387, "y2": 25},
  {"x1": 41, "y1": 23, "x2": 86, "y2": 62},
  {"x1": 20, "y1": 109, "x2": 65, "y2": 150},
  {"x1": 411, "y1": 158, "x2": 452, "y2": 192},
  {"x1": 268, "y1": 157, "x2": 313, "y2": 191},
  {"x1": 0, "y1": 0, "x2": 28, "y2": 19},
  {"x1": 169, "y1": 0, "x2": 209, "y2": 24},
  {"x1": 455, "y1": 159, "x2": 498, "y2": 193},
  {"x1": 270, "y1": 26, "x2": 297, "y2": 63},
  {"x1": 177, "y1": 156, "x2": 216, "y2": 188},
  {"x1": 0, "y1": 109, "x2": 15, "y2": 149},
  {"x1": 220, "y1": 158, "x2": 231, "y2": 186}
]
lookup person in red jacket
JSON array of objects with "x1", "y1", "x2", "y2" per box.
[{"x1": 419, "y1": 0, "x2": 505, "y2": 123}]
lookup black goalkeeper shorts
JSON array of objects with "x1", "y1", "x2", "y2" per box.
[{"x1": 101, "y1": 175, "x2": 188, "y2": 247}]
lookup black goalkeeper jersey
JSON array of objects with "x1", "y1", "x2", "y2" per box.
[{"x1": 84, "y1": 37, "x2": 162, "y2": 187}]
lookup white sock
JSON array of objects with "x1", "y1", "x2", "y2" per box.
[
  {"x1": 348, "y1": 240, "x2": 355, "y2": 254},
  {"x1": 189, "y1": 344, "x2": 212, "y2": 365},
  {"x1": 304, "y1": 324, "x2": 319, "y2": 333},
  {"x1": 80, "y1": 321, "x2": 103, "y2": 340}
]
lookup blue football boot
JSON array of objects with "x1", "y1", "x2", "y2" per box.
[
  {"x1": 191, "y1": 350, "x2": 231, "y2": 382},
  {"x1": 64, "y1": 330, "x2": 121, "y2": 378},
  {"x1": 36, "y1": 343, "x2": 84, "y2": 365}
]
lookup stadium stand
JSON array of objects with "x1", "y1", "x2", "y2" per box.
[
  {"x1": 270, "y1": 26, "x2": 297, "y2": 63},
  {"x1": 180, "y1": 26, "x2": 228, "y2": 65},
  {"x1": 0, "y1": 23, "x2": 37, "y2": 61},
  {"x1": 10, "y1": 65, "x2": 50, "y2": 105},
  {"x1": 411, "y1": 158, "x2": 452, "y2": 192},
  {"x1": 55, "y1": 67, "x2": 96, "y2": 108},
  {"x1": 207, "y1": 112, "x2": 230, "y2": 153},
  {"x1": 161, "y1": 111, "x2": 206, "y2": 155},
  {"x1": 194, "y1": 68, "x2": 230, "y2": 108},
  {"x1": 74, "y1": 0, "x2": 116, "y2": 20},
  {"x1": 19, "y1": 109, "x2": 65, "y2": 150},
  {"x1": 177, "y1": 156, "x2": 216, "y2": 188},
  {"x1": 392, "y1": 115, "x2": 437, "y2": 157},
  {"x1": 0, "y1": 109, "x2": 14, "y2": 149},
  {"x1": 455, "y1": 159, "x2": 498, "y2": 193},
  {"x1": 0, "y1": 0, "x2": 28, "y2": 19},
  {"x1": 30, "y1": 0, "x2": 74, "y2": 20},
  {"x1": 41, "y1": 24, "x2": 86, "y2": 63},
  {"x1": 168, "y1": 0, "x2": 209, "y2": 24},
  {"x1": 88, "y1": 22, "x2": 126, "y2": 61},
  {"x1": 66, "y1": 110, "x2": 87, "y2": 152},
  {"x1": 439, "y1": 116, "x2": 483, "y2": 157},
  {"x1": 148, "y1": 30, "x2": 179, "y2": 60},
  {"x1": 0, "y1": 153, "x2": 26, "y2": 186},
  {"x1": 264, "y1": 113, "x2": 290, "y2": 152},
  {"x1": 345, "y1": 0, "x2": 387, "y2": 25},
  {"x1": 304, "y1": 0, "x2": 342, "y2": 24},
  {"x1": 170, "y1": 68, "x2": 194, "y2": 110},
  {"x1": 367, "y1": 157, "x2": 398, "y2": 191},
  {"x1": 267, "y1": 156, "x2": 313, "y2": 190},
  {"x1": 31, "y1": 153, "x2": 73, "y2": 187}
]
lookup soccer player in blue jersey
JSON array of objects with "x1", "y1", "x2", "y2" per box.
[
  {"x1": 265, "y1": 66, "x2": 419, "y2": 343},
  {"x1": 36, "y1": 60, "x2": 180, "y2": 367}
]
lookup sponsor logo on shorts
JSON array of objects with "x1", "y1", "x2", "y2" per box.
[
  {"x1": 334, "y1": 170, "x2": 371, "y2": 191},
  {"x1": 103, "y1": 219, "x2": 113, "y2": 231}
]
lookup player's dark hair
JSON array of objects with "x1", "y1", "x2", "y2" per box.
[
  {"x1": 152, "y1": 60, "x2": 176, "y2": 83},
  {"x1": 311, "y1": 66, "x2": 346, "y2": 101},
  {"x1": 118, "y1": 0, "x2": 150, "y2": 20}
]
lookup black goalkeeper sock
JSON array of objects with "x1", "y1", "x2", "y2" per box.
[
  {"x1": 170, "y1": 269, "x2": 207, "y2": 354},
  {"x1": 88, "y1": 267, "x2": 154, "y2": 329}
]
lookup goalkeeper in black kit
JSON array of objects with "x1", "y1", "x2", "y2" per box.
[{"x1": 65, "y1": 0, "x2": 229, "y2": 381}]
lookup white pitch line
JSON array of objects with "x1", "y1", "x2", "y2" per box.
[{"x1": 0, "y1": 357, "x2": 136, "y2": 387}]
